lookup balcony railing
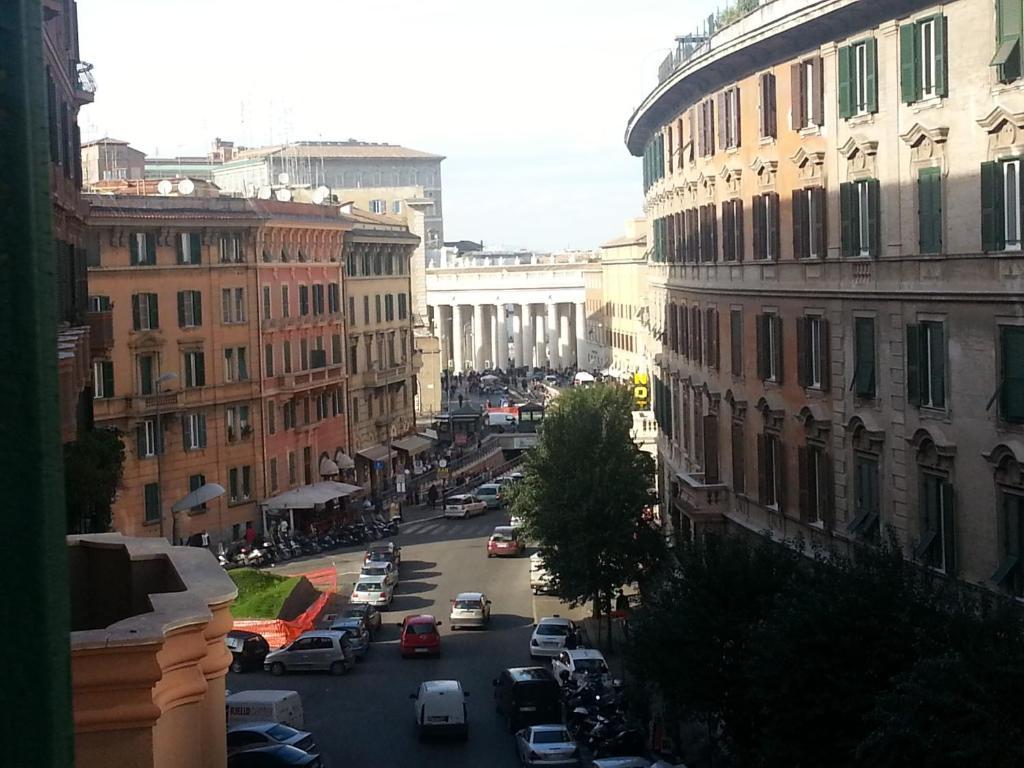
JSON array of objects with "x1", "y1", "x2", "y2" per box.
[
  {"x1": 74, "y1": 61, "x2": 96, "y2": 104},
  {"x1": 676, "y1": 470, "x2": 729, "y2": 522}
]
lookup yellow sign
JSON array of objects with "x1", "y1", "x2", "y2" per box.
[{"x1": 632, "y1": 372, "x2": 649, "y2": 410}]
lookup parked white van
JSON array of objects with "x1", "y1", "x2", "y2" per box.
[
  {"x1": 226, "y1": 689, "x2": 304, "y2": 729},
  {"x1": 410, "y1": 679, "x2": 469, "y2": 740}
]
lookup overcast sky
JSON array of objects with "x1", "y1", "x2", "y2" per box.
[{"x1": 78, "y1": 0, "x2": 718, "y2": 251}]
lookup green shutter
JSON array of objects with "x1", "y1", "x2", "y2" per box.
[
  {"x1": 918, "y1": 167, "x2": 942, "y2": 254},
  {"x1": 934, "y1": 15, "x2": 948, "y2": 97},
  {"x1": 866, "y1": 179, "x2": 881, "y2": 257},
  {"x1": 175, "y1": 234, "x2": 185, "y2": 265},
  {"x1": 840, "y1": 182, "x2": 855, "y2": 256},
  {"x1": 928, "y1": 323, "x2": 946, "y2": 408},
  {"x1": 865, "y1": 38, "x2": 878, "y2": 113},
  {"x1": 131, "y1": 294, "x2": 141, "y2": 330},
  {"x1": 796, "y1": 316, "x2": 809, "y2": 387},
  {"x1": 900, "y1": 23, "x2": 920, "y2": 103},
  {"x1": 148, "y1": 293, "x2": 159, "y2": 329},
  {"x1": 906, "y1": 324, "x2": 922, "y2": 405},
  {"x1": 102, "y1": 361, "x2": 114, "y2": 397},
  {"x1": 996, "y1": 0, "x2": 1023, "y2": 83},
  {"x1": 1001, "y1": 327, "x2": 1024, "y2": 423},
  {"x1": 129, "y1": 234, "x2": 140, "y2": 265},
  {"x1": 190, "y1": 233, "x2": 202, "y2": 264},
  {"x1": 838, "y1": 45, "x2": 852, "y2": 119},
  {"x1": 177, "y1": 292, "x2": 186, "y2": 328},
  {"x1": 145, "y1": 233, "x2": 156, "y2": 264},
  {"x1": 981, "y1": 161, "x2": 1006, "y2": 252},
  {"x1": 854, "y1": 317, "x2": 876, "y2": 398}
]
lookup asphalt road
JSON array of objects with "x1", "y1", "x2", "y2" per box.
[{"x1": 227, "y1": 509, "x2": 580, "y2": 766}]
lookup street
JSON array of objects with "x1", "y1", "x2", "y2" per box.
[{"x1": 228, "y1": 509, "x2": 578, "y2": 766}]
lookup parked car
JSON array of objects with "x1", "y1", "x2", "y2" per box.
[
  {"x1": 530, "y1": 617, "x2": 577, "y2": 658},
  {"x1": 226, "y1": 722, "x2": 317, "y2": 756},
  {"x1": 359, "y1": 560, "x2": 399, "y2": 590},
  {"x1": 487, "y1": 525, "x2": 523, "y2": 557},
  {"x1": 225, "y1": 630, "x2": 270, "y2": 673},
  {"x1": 530, "y1": 553, "x2": 553, "y2": 595},
  {"x1": 493, "y1": 666, "x2": 562, "y2": 732},
  {"x1": 363, "y1": 549, "x2": 399, "y2": 568},
  {"x1": 588, "y1": 760, "x2": 651, "y2": 768},
  {"x1": 226, "y1": 690, "x2": 304, "y2": 729},
  {"x1": 449, "y1": 591, "x2": 492, "y2": 629},
  {"x1": 410, "y1": 679, "x2": 469, "y2": 740},
  {"x1": 399, "y1": 614, "x2": 443, "y2": 658},
  {"x1": 327, "y1": 617, "x2": 371, "y2": 657},
  {"x1": 443, "y1": 494, "x2": 487, "y2": 519},
  {"x1": 365, "y1": 541, "x2": 401, "y2": 566},
  {"x1": 474, "y1": 483, "x2": 504, "y2": 509},
  {"x1": 552, "y1": 649, "x2": 609, "y2": 685},
  {"x1": 350, "y1": 574, "x2": 393, "y2": 607},
  {"x1": 340, "y1": 603, "x2": 382, "y2": 635},
  {"x1": 227, "y1": 744, "x2": 322, "y2": 767},
  {"x1": 263, "y1": 630, "x2": 356, "y2": 676},
  {"x1": 515, "y1": 724, "x2": 580, "y2": 766}
]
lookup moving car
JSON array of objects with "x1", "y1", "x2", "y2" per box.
[
  {"x1": 340, "y1": 603, "x2": 382, "y2": 636},
  {"x1": 474, "y1": 483, "x2": 504, "y2": 509},
  {"x1": 327, "y1": 617, "x2": 371, "y2": 657},
  {"x1": 487, "y1": 526, "x2": 522, "y2": 557},
  {"x1": 225, "y1": 629, "x2": 270, "y2": 673},
  {"x1": 359, "y1": 560, "x2": 399, "y2": 590},
  {"x1": 410, "y1": 679, "x2": 469, "y2": 740},
  {"x1": 443, "y1": 493, "x2": 487, "y2": 519},
  {"x1": 350, "y1": 574, "x2": 393, "y2": 607},
  {"x1": 449, "y1": 591, "x2": 492, "y2": 629},
  {"x1": 399, "y1": 614, "x2": 443, "y2": 657},
  {"x1": 363, "y1": 548, "x2": 399, "y2": 568},
  {"x1": 530, "y1": 616, "x2": 577, "y2": 658},
  {"x1": 530, "y1": 553, "x2": 553, "y2": 595},
  {"x1": 263, "y1": 630, "x2": 356, "y2": 676},
  {"x1": 226, "y1": 722, "x2": 317, "y2": 756},
  {"x1": 552, "y1": 649, "x2": 609, "y2": 685},
  {"x1": 227, "y1": 744, "x2": 322, "y2": 767},
  {"x1": 493, "y1": 666, "x2": 562, "y2": 732},
  {"x1": 515, "y1": 724, "x2": 580, "y2": 766},
  {"x1": 365, "y1": 541, "x2": 401, "y2": 566}
]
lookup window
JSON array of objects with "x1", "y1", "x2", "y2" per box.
[
  {"x1": 915, "y1": 472, "x2": 955, "y2": 573},
  {"x1": 853, "y1": 317, "x2": 877, "y2": 399},
  {"x1": 994, "y1": 490, "x2": 1024, "y2": 596},
  {"x1": 332, "y1": 388, "x2": 344, "y2": 416},
  {"x1": 187, "y1": 473, "x2": 207, "y2": 512},
  {"x1": 796, "y1": 315, "x2": 829, "y2": 390},
  {"x1": 315, "y1": 392, "x2": 328, "y2": 421},
  {"x1": 224, "y1": 347, "x2": 249, "y2": 382},
  {"x1": 93, "y1": 360, "x2": 114, "y2": 399},
  {"x1": 299, "y1": 284, "x2": 310, "y2": 316},
  {"x1": 705, "y1": 308, "x2": 720, "y2": 370},
  {"x1": 906, "y1": 321, "x2": 946, "y2": 409},
  {"x1": 89, "y1": 295, "x2": 111, "y2": 311},
  {"x1": 849, "y1": 455, "x2": 881, "y2": 542},
  {"x1": 182, "y1": 412, "x2": 207, "y2": 451},
  {"x1": 757, "y1": 433, "x2": 784, "y2": 509},
  {"x1": 281, "y1": 285, "x2": 290, "y2": 318},
  {"x1": 226, "y1": 405, "x2": 250, "y2": 442},
  {"x1": 328, "y1": 283, "x2": 340, "y2": 314},
  {"x1": 267, "y1": 402, "x2": 276, "y2": 435},
  {"x1": 697, "y1": 98, "x2": 715, "y2": 157},
  {"x1": 721, "y1": 199, "x2": 744, "y2": 262},
  {"x1": 129, "y1": 232, "x2": 156, "y2": 266},
  {"x1": 392, "y1": 200, "x2": 402, "y2": 214},
  {"x1": 144, "y1": 483, "x2": 160, "y2": 523},
  {"x1": 792, "y1": 186, "x2": 826, "y2": 259},
  {"x1": 288, "y1": 451, "x2": 297, "y2": 484},
  {"x1": 756, "y1": 313, "x2": 783, "y2": 383},
  {"x1": 981, "y1": 159, "x2": 1023, "y2": 252},
  {"x1": 283, "y1": 400, "x2": 295, "y2": 430},
  {"x1": 131, "y1": 293, "x2": 159, "y2": 331},
  {"x1": 730, "y1": 309, "x2": 743, "y2": 377},
  {"x1": 790, "y1": 57, "x2": 823, "y2": 129},
  {"x1": 901, "y1": 16, "x2": 947, "y2": 103},
  {"x1": 798, "y1": 444, "x2": 833, "y2": 526},
  {"x1": 840, "y1": 179, "x2": 881, "y2": 257},
  {"x1": 218, "y1": 233, "x2": 243, "y2": 263},
  {"x1": 264, "y1": 344, "x2": 275, "y2": 377},
  {"x1": 731, "y1": 421, "x2": 746, "y2": 494},
  {"x1": 283, "y1": 341, "x2": 292, "y2": 374},
  {"x1": 349, "y1": 296, "x2": 356, "y2": 326},
  {"x1": 375, "y1": 295, "x2": 382, "y2": 323},
  {"x1": 698, "y1": 204, "x2": 718, "y2": 262},
  {"x1": 752, "y1": 193, "x2": 780, "y2": 260},
  {"x1": 137, "y1": 354, "x2": 156, "y2": 395},
  {"x1": 917, "y1": 168, "x2": 942, "y2": 254},
  {"x1": 398, "y1": 293, "x2": 408, "y2": 320},
  {"x1": 717, "y1": 86, "x2": 741, "y2": 149},
  {"x1": 269, "y1": 457, "x2": 279, "y2": 493},
  {"x1": 839, "y1": 39, "x2": 878, "y2": 117},
  {"x1": 262, "y1": 285, "x2": 272, "y2": 320},
  {"x1": 136, "y1": 418, "x2": 160, "y2": 458},
  {"x1": 369, "y1": 199, "x2": 386, "y2": 214},
  {"x1": 176, "y1": 232, "x2": 201, "y2": 265},
  {"x1": 1000, "y1": 326, "x2": 1024, "y2": 423},
  {"x1": 759, "y1": 72, "x2": 777, "y2": 139},
  {"x1": 300, "y1": 339, "x2": 309, "y2": 371},
  {"x1": 228, "y1": 468, "x2": 239, "y2": 502},
  {"x1": 363, "y1": 296, "x2": 370, "y2": 324},
  {"x1": 177, "y1": 290, "x2": 202, "y2": 328},
  {"x1": 332, "y1": 333, "x2": 343, "y2": 365},
  {"x1": 385, "y1": 294, "x2": 394, "y2": 321},
  {"x1": 993, "y1": 0, "x2": 1023, "y2": 83},
  {"x1": 183, "y1": 350, "x2": 205, "y2": 388},
  {"x1": 221, "y1": 288, "x2": 246, "y2": 323},
  {"x1": 312, "y1": 284, "x2": 325, "y2": 315}
]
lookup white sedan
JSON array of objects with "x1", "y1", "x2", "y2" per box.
[
  {"x1": 551, "y1": 648, "x2": 609, "y2": 685},
  {"x1": 515, "y1": 725, "x2": 580, "y2": 766},
  {"x1": 530, "y1": 616, "x2": 576, "y2": 658},
  {"x1": 443, "y1": 494, "x2": 487, "y2": 519}
]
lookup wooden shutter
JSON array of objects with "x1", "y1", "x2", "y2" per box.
[
  {"x1": 866, "y1": 179, "x2": 881, "y2": 256},
  {"x1": 148, "y1": 293, "x2": 159, "y2": 329},
  {"x1": 193, "y1": 292, "x2": 202, "y2": 326},
  {"x1": 819, "y1": 318, "x2": 831, "y2": 392},
  {"x1": 195, "y1": 351, "x2": 205, "y2": 387},
  {"x1": 182, "y1": 414, "x2": 192, "y2": 451},
  {"x1": 792, "y1": 189, "x2": 807, "y2": 259},
  {"x1": 723, "y1": 202, "x2": 734, "y2": 261},
  {"x1": 1001, "y1": 327, "x2": 1024, "y2": 422},
  {"x1": 996, "y1": 0, "x2": 1023, "y2": 83},
  {"x1": 811, "y1": 56, "x2": 824, "y2": 126},
  {"x1": 796, "y1": 316, "x2": 810, "y2": 387},
  {"x1": 190, "y1": 233, "x2": 201, "y2": 263},
  {"x1": 145, "y1": 234, "x2": 156, "y2": 264},
  {"x1": 706, "y1": 308, "x2": 716, "y2": 369},
  {"x1": 717, "y1": 92, "x2": 726, "y2": 150},
  {"x1": 101, "y1": 361, "x2": 114, "y2": 397},
  {"x1": 129, "y1": 233, "x2": 140, "y2": 265},
  {"x1": 865, "y1": 38, "x2": 879, "y2": 113},
  {"x1": 756, "y1": 314, "x2": 769, "y2": 379},
  {"x1": 776, "y1": 440, "x2": 788, "y2": 512},
  {"x1": 704, "y1": 415, "x2": 720, "y2": 483},
  {"x1": 680, "y1": 306, "x2": 689, "y2": 359},
  {"x1": 797, "y1": 446, "x2": 810, "y2": 521},
  {"x1": 820, "y1": 453, "x2": 835, "y2": 529},
  {"x1": 734, "y1": 199, "x2": 745, "y2": 262},
  {"x1": 840, "y1": 182, "x2": 856, "y2": 256},
  {"x1": 931, "y1": 15, "x2": 947, "y2": 96},
  {"x1": 928, "y1": 322, "x2": 946, "y2": 407},
  {"x1": 906, "y1": 324, "x2": 922, "y2": 405},
  {"x1": 731, "y1": 421, "x2": 746, "y2": 493},
  {"x1": 707, "y1": 100, "x2": 715, "y2": 155},
  {"x1": 176, "y1": 234, "x2": 185, "y2": 265},
  {"x1": 854, "y1": 317, "x2": 876, "y2": 397},
  {"x1": 752, "y1": 195, "x2": 765, "y2": 259},
  {"x1": 733, "y1": 89, "x2": 742, "y2": 148},
  {"x1": 177, "y1": 292, "x2": 186, "y2": 328},
  {"x1": 757, "y1": 433, "x2": 768, "y2": 503},
  {"x1": 790, "y1": 63, "x2": 804, "y2": 129},
  {"x1": 714, "y1": 309, "x2": 721, "y2": 369},
  {"x1": 900, "y1": 23, "x2": 920, "y2": 103},
  {"x1": 771, "y1": 315, "x2": 784, "y2": 384},
  {"x1": 941, "y1": 482, "x2": 956, "y2": 575},
  {"x1": 131, "y1": 294, "x2": 141, "y2": 330},
  {"x1": 837, "y1": 46, "x2": 852, "y2": 119},
  {"x1": 981, "y1": 161, "x2": 1005, "y2": 252},
  {"x1": 709, "y1": 204, "x2": 719, "y2": 262},
  {"x1": 767, "y1": 192, "x2": 780, "y2": 260},
  {"x1": 136, "y1": 424, "x2": 146, "y2": 458},
  {"x1": 918, "y1": 168, "x2": 942, "y2": 254},
  {"x1": 812, "y1": 186, "x2": 827, "y2": 258},
  {"x1": 731, "y1": 310, "x2": 743, "y2": 377}
]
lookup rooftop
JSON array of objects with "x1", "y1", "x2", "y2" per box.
[{"x1": 234, "y1": 140, "x2": 445, "y2": 162}]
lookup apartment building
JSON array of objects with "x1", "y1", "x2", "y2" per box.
[{"x1": 627, "y1": 0, "x2": 1024, "y2": 597}]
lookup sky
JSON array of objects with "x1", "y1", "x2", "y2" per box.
[{"x1": 77, "y1": 0, "x2": 719, "y2": 251}]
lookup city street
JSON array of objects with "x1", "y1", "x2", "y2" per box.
[{"x1": 228, "y1": 510, "x2": 579, "y2": 766}]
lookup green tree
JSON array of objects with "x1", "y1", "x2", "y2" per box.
[
  {"x1": 64, "y1": 428, "x2": 125, "y2": 534},
  {"x1": 511, "y1": 386, "x2": 663, "y2": 623}
]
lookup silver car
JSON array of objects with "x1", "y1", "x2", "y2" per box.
[
  {"x1": 449, "y1": 591, "x2": 492, "y2": 629},
  {"x1": 328, "y1": 617, "x2": 370, "y2": 658},
  {"x1": 515, "y1": 724, "x2": 580, "y2": 766},
  {"x1": 263, "y1": 630, "x2": 355, "y2": 676}
]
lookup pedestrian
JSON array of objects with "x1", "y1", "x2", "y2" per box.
[
  {"x1": 244, "y1": 521, "x2": 256, "y2": 546},
  {"x1": 427, "y1": 485, "x2": 438, "y2": 509},
  {"x1": 200, "y1": 529, "x2": 210, "y2": 548},
  {"x1": 565, "y1": 628, "x2": 579, "y2": 650},
  {"x1": 615, "y1": 590, "x2": 630, "y2": 612}
]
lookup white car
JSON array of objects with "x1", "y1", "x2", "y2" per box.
[
  {"x1": 551, "y1": 648, "x2": 609, "y2": 685},
  {"x1": 411, "y1": 679, "x2": 469, "y2": 740},
  {"x1": 443, "y1": 494, "x2": 487, "y2": 519},
  {"x1": 349, "y1": 575, "x2": 393, "y2": 607},
  {"x1": 530, "y1": 553, "x2": 552, "y2": 594},
  {"x1": 360, "y1": 561, "x2": 398, "y2": 591},
  {"x1": 510, "y1": 514, "x2": 524, "y2": 529},
  {"x1": 449, "y1": 591, "x2": 492, "y2": 629},
  {"x1": 530, "y1": 616, "x2": 576, "y2": 658},
  {"x1": 515, "y1": 724, "x2": 580, "y2": 766}
]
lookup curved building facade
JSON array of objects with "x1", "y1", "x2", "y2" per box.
[{"x1": 627, "y1": 0, "x2": 1024, "y2": 596}]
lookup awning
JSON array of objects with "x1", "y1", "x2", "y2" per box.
[
  {"x1": 393, "y1": 435, "x2": 433, "y2": 455},
  {"x1": 171, "y1": 483, "x2": 226, "y2": 513},
  {"x1": 334, "y1": 450, "x2": 355, "y2": 470},
  {"x1": 261, "y1": 481, "x2": 363, "y2": 510},
  {"x1": 356, "y1": 444, "x2": 398, "y2": 462}
]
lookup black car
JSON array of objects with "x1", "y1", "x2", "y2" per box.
[
  {"x1": 493, "y1": 666, "x2": 562, "y2": 732},
  {"x1": 225, "y1": 630, "x2": 270, "y2": 673},
  {"x1": 340, "y1": 603, "x2": 382, "y2": 635},
  {"x1": 227, "y1": 744, "x2": 321, "y2": 767}
]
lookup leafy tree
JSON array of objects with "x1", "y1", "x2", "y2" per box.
[
  {"x1": 64, "y1": 427, "x2": 124, "y2": 534},
  {"x1": 511, "y1": 386, "x2": 663, "y2": 622}
]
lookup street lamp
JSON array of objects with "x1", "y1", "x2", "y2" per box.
[{"x1": 154, "y1": 371, "x2": 178, "y2": 542}]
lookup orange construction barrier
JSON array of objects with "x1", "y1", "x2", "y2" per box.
[{"x1": 233, "y1": 592, "x2": 330, "y2": 649}]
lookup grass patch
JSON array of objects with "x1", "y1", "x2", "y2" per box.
[{"x1": 229, "y1": 568, "x2": 300, "y2": 619}]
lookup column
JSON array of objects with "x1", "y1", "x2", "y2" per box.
[
  {"x1": 519, "y1": 303, "x2": 532, "y2": 368},
  {"x1": 451, "y1": 303, "x2": 463, "y2": 372},
  {"x1": 559, "y1": 307, "x2": 571, "y2": 368},
  {"x1": 575, "y1": 302, "x2": 586, "y2": 368},
  {"x1": 546, "y1": 302, "x2": 560, "y2": 369},
  {"x1": 473, "y1": 303, "x2": 485, "y2": 371},
  {"x1": 487, "y1": 307, "x2": 497, "y2": 369},
  {"x1": 494, "y1": 304, "x2": 507, "y2": 370},
  {"x1": 534, "y1": 309, "x2": 544, "y2": 368}
]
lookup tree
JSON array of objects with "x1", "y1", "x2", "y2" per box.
[
  {"x1": 511, "y1": 386, "x2": 663, "y2": 624},
  {"x1": 64, "y1": 427, "x2": 125, "y2": 534}
]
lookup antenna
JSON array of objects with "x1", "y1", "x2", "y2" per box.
[
  {"x1": 257, "y1": 186, "x2": 272, "y2": 200},
  {"x1": 275, "y1": 188, "x2": 292, "y2": 202},
  {"x1": 157, "y1": 179, "x2": 173, "y2": 196},
  {"x1": 177, "y1": 178, "x2": 195, "y2": 196}
]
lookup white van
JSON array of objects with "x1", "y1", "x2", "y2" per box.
[
  {"x1": 410, "y1": 679, "x2": 469, "y2": 740},
  {"x1": 226, "y1": 689, "x2": 304, "y2": 729}
]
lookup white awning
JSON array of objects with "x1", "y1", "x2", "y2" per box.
[
  {"x1": 392, "y1": 435, "x2": 433, "y2": 455},
  {"x1": 356, "y1": 444, "x2": 397, "y2": 462},
  {"x1": 334, "y1": 450, "x2": 355, "y2": 470},
  {"x1": 261, "y1": 481, "x2": 363, "y2": 510},
  {"x1": 171, "y1": 483, "x2": 226, "y2": 513}
]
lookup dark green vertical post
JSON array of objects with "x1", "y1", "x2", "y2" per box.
[{"x1": 0, "y1": 1, "x2": 74, "y2": 766}]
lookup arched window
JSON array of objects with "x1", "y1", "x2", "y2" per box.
[
  {"x1": 846, "y1": 415, "x2": 885, "y2": 543},
  {"x1": 910, "y1": 428, "x2": 957, "y2": 574},
  {"x1": 988, "y1": 444, "x2": 1024, "y2": 596},
  {"x1": 797, "y1": 406, "x2": 833, "y2": 528}
]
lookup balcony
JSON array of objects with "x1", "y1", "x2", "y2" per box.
[
  {"x1": 371, "y1": 363, "x2": 408, "y2": 386},
  {"x1": 86, "y1": 310, "x2": 113, "y2": 355},
  {"x1": 58, "y1": 326, "x2": 92, "y2": 443},
  {"x1": 130, "y1": 391, "x2": 179, "y2": 416},
  {"x1": 73, "y1": 61, "x2": 96, "y2": 105},
  {"x1": 675, "y1": 470, "x2": 729, "y2": 524}
]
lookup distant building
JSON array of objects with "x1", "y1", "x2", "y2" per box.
[
  {"x1": 80, "y1": 137, "x2": 144, "y2": 185},
  {"x1": 144, "y1": 137, "x2": 236, "y2": 181}
]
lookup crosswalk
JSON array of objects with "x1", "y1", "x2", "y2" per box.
[{"x1": 399, "y1": 515, "x2": 507, "y2": 539}]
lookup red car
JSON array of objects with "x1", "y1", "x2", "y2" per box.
[
  {"x1": 487, "y1": 526, "x2": 522, "y2": 557},
  {"x1": 399, "y1": 614, "x2": 442, "y2": 658}
]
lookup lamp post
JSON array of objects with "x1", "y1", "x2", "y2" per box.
[{"x1": 154, "y1": 371, "x2": 178, "y2": 542}]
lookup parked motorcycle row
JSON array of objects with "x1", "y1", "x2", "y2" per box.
[
  {"x1": 216, "y1": 516, "x2": 400, "y2": 570},
  {"x1": 562, "y1": 673, "x2": 648, "y2": 760}
]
